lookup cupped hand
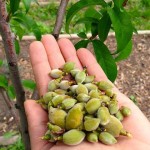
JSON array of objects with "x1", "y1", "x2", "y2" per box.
[{"x1": 24, "y1": 35, "x2": 150, "y2": 150}]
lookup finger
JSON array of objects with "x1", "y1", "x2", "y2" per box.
[
  {"x1": 77, "y1": 48, "x2": 107, "y2": 80},
  {"x1": 29, "y1": 41, "x2": 51, "y2": 96},
  {"x1": 24, "y1": 100, "x2": 53, "y2": 150},
  {"x1": 42, "y1": 35, "x2": 65, "y2": 69},
  {"x1": 58, "y1": 38, "x2": 82, "y2": 69}
]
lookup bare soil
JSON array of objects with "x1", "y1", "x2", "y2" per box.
[{"x1": 0, "y1": 34, "x2": 150, "y2": 136}]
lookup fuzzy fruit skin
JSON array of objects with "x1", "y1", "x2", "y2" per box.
[
  {"x1": 65, "y1": 103, "x2": 84, "y2": 130},
  {"x1": 61, "y1": 98, "x2": 77, "y2": 110},
  {"x1": 59, "y1": 80, "x2": 71, "y2": 90},
  {"x1": 108, "y1": 101, "x2": 119, "y2": 115},
  {"x1": 103, "y1": 115, "x2": 123, "y2": 137},
  {"x1": 51, "y1": 95, "x2": 65, "y2": 107},
  {"x1": 63, "y1": 62, "x2": 75, "y2": 73},
  {"x1": 99, "y1": 95, "x2": 110, "y2": 103},
  {"x1": 89, "y1": 90, "x2": 100, "y2": 98},
  {"x1": 97, "y1": 107, "x2": 110, "y2": 125},
  {"x1": 75, "y1": 71, "x2": 86, "y2": 83},
  {"x1": 84, "y1": 83, "x2": 98, "y2": 91},
  {"x1": 70, "y1": 69, "x2": 81, "y2": 77},
  {"x1": 63, "y1": 129, "x2": 85, "y2": 145},
  {"x1": 49, "y1": 69, "x2": 63, "y2": 79},
  {"x1": 48, "y1": 106, "x2": 67, "y2": 128},
  {"x1": 84, "y1": 118, "x2": 100, "y2": 131},
  {"x1": 99, "y1": 132, "x2": 117, "y2": 145},
  {"x1": 48, "y1": 80, "x2": 59, "y2": 91},
  {"x1": 86, "y1": 132, "x2": 98, "y2": 143},
  {"x1": 84, "y1": 75, "x2": 95, "y2": 83},
  {"x1": 98, "y1": 81, "x2": 113, "y2": 91},
  {"x1": 115, "y1": 111, "x2": 124, "y2": 121},
  {"x1": 105, "y1": 89, "x2": 114, "y2": 97},
  {"x1": 85, "y1": 98, "x2": 101, "y2": 114},
  {"x1": 120, "y1": 106, "x2": 131, "y2": 117},
  {"x1": 43, "y1": 92, "x2": 57, "y2": 104},
  {"x1": 76, "y1": 83, "x2": 88, "y2": 95},
  {"x1": 77, "y1": 93, "x2": 90, "y2": 102}
]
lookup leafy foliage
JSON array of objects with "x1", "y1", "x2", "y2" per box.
[
  {"x1": 92, "y1": 40, "x2": 117, "y2": 82},
  {"x1": 0, "y1": 59, "x2": 3, "y2": 67},
  {"x1": 21, "y1": 79, "x2": 36, "y2": 91},
  {"x1": 8, "y1": 0, "x2": 41, "y2": 43},
  {"x1": 0, "y1": 74, "x2": 8, "y2": 89},
  {"x1": 10, "y1": 0, "x2": 21, "y2": 14},
  {"x1": 107, "y1": 6, "x2": 133, "y2": 52},
  {"x1": 66, "y1": 0, "x2": 135, "y2": 81},
  {"x1": 0, "y1": 136, "x2": 24, "y2": 150},
  {"x1": 75, "y1": 40, "x2": 89, "y2": 50},
  {"x1": 8, "y1": 1, "x2": 149, "y2": 35}
]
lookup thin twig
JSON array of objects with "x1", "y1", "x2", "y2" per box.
[
  {"x1": 0, "y1": 88, "x2": 19, "y2": 126},
  {"x1": 52, "y1": 0, "x2": 69, "y2": 40},
  {"x1": 89, "y1": 35, "x2": 97, "y2": 41},
  {"x1": 0, "y1": 1, "x2": 30, "y2": 150}
]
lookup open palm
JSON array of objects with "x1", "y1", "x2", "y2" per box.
[{"x1": 24, "y1": 35, "x2": 150, "y2": 150}]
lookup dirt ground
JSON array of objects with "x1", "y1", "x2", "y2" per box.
[{"x1": 0, "y1": 34, "x2": 150, "y2": 136}]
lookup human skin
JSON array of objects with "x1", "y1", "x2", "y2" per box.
[{"x1": 24, "y1": 35, "x2": 150, "y2": 150}]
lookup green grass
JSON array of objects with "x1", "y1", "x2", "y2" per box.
[
  {"x1": 0, "y1": 137, "x2": 24, "y2": 150},
  {"x1": 127, "y1": 0, "x2": 150, "y2": 30},
  {"x1": 23, "y1": 0, "x2": 150, "y2": 35}
]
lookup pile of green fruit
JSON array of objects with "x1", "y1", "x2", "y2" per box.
[{"x1": 37, "y1": 62, "x2": 132, "y2": 146}]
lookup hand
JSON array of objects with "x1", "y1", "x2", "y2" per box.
[{"x1": 24, "y1": 35, "x2": 150, "y2": 150}]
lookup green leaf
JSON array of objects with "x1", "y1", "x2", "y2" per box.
[
  {"x1": 75, "y1": 17, "x2": 99, "y2": 26},
  {"x1": 22, "y1": 0, "x2": 32, "y2": 13},
  {"x1": 84, "y1": 7, "x2": 102, "y2": 33},
  {"x1": 75, "y1": 40, "x2": 89, "y2": 50},
  {"x1": 14, "y1": 39, "x2": 20, "y2": 54},
  {"x1": 7, "y1": 85, "x2": 16, "y2": 100},
  {"x1": 113, "y1": 0, "x2": 124, "y2": 8},
  {"x1": 66, "y1": 0, "x2": 107, "y2": 33},
  {"x1": 0, "y1": 59, "x2": 3, "y2": 67},
  {"x1": 10, "y1": 0, "x2": 21, "y2": 14},
  {"x1": 92, "y1": 40, "x2": 117, "y2": 82},
  {"x1": 107, "y1": 6, "x2": 133, "y2": 52},
  {"x1": 115, "y1": 40, "x2": 132, "y2": 62},
  {"x1": 12, "y1": 12, "x2": 31, "y2": 29},
  {"x1": 0, "y1": 74, "x2": 8, "y2": 89},
  {"x1": 13, "y1": 24, "x2": 25, "y2": 40},
  {"x1": 32, "y1": 23, "x2": 42, "y2": 40},
  {"x1": 84, "y1": 7, "x2": 102, "y2": 20},
  {"x1": 91, "y1": 23, "x2": 98, "y2": 37},
  {"x1": 98, "y1": 12, "x2": 111, "y2": 42},
  {"x1": 77, "y1": 32, "x2": 87, "y2": 39},
  {"x1": 133, "y1": 26, "x2": 138, "y2": 34},
  {"x1": 12, "y1": 12, "x2": 41, "y2": 40},
  {"x1": 22, "y1": 79, "x2": 36, "y2": 91}
]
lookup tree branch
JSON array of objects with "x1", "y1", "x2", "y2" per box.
[
  {"x1": 0, "y1": 88, "x2": 19, "y2": 126},
  {"x1": 0, "y1": 1, "x2": 30, "y2": 150},
  {"x1": 52, "y1": 0, "x2": 69, "y2": 40}
]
